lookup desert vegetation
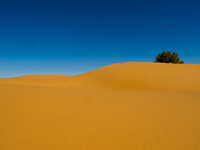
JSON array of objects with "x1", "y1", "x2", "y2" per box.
[{"x1": 155, "y1": 51, "x2": 184, "y2": 64}]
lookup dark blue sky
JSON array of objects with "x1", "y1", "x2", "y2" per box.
[{"x1": 0, "y1": 0, "x2": 200, "y2": 77}]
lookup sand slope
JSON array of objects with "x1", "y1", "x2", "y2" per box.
[{"x1": 0, "y1": 62, "x2": 200, "y2": 150}]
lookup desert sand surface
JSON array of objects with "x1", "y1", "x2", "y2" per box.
[{"x1": 0, "y1": 62, "x2": 200, "y2": 150}]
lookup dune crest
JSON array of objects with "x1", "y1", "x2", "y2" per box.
[
  {"x1": 2, "y1": 62, "x2": 200, "y2": 91},
  {"x1": 77, "y1": 62, "x2": 200, "y2": 91}
]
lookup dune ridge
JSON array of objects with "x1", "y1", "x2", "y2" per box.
[
  {"x1": 0, "y1": 62, "x2": 200, "y2": 150},
  {"x1": 1, "y1": 62, "x2": 200, "y2": 91}
]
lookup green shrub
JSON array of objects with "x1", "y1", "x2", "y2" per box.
[{"x1": 155, "y1": 51, "x2": 184, "y2": 64}]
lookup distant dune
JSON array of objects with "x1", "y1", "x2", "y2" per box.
[{"x1": 0, "y1": 62, "x2": 200, "y2": 150}]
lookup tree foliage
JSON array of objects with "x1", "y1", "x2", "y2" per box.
[{"x1": 155, "y1": 51, "x2": 184, "y2": 64}]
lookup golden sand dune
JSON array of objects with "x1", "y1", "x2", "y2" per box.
[{"x1": 0, "y1": 62, "x2": 200, "y2": 150}]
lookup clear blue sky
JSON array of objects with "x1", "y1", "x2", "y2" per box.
[{"x1": 0, "y1": 0, "x2": 200, "y2": 77}]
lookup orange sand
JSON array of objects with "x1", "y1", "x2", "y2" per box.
[{"x1": 0, "y1": 62, "x2": 200, "y2": 150}]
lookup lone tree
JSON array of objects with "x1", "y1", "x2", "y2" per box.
[{"x1": 155, "y1": 51, "x2": 184, "y2": 64}]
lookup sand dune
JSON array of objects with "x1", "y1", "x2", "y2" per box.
[{"x1": 0, "y1": 62, "x2": 200, "y2": 150}]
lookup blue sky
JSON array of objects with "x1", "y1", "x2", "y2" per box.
[{"x1": 0, "y1": 0, "x2": 200, "y2": 77}]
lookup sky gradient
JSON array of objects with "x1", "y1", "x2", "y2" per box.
[{"x1": 0, "y1": 0, "x2": 200, "y2": 77}]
